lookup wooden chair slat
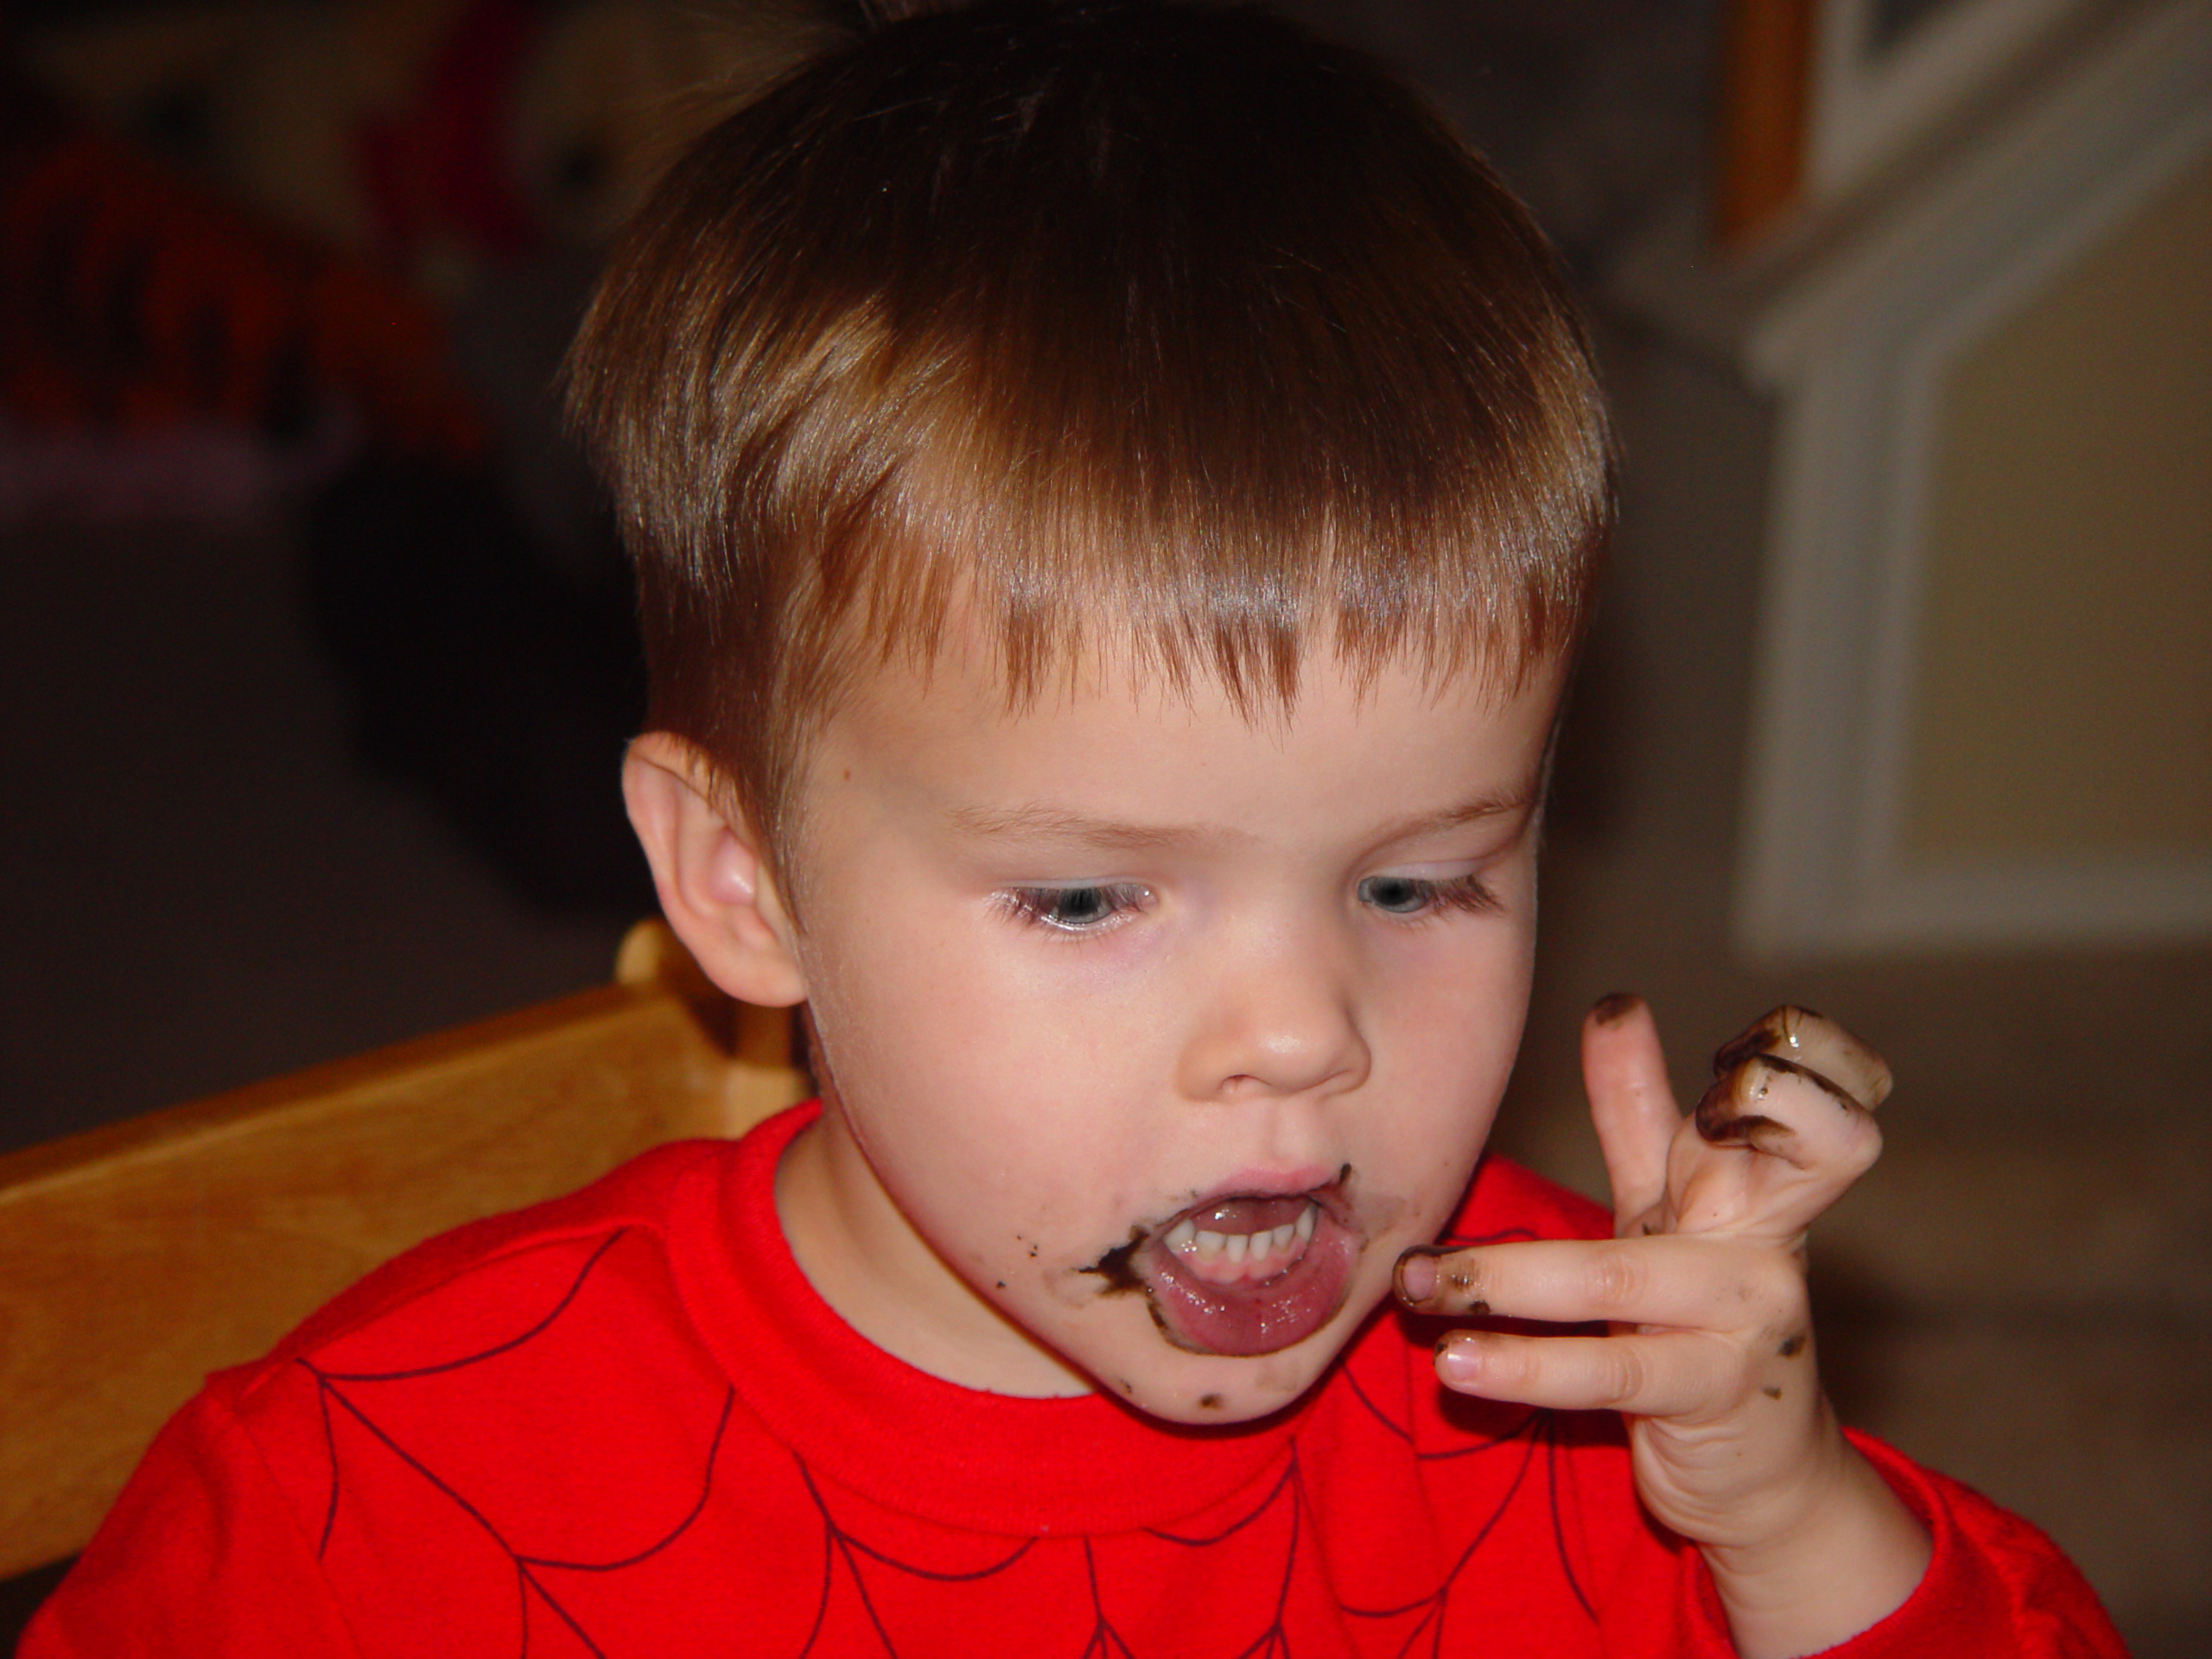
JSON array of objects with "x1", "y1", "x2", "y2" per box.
[{"x1": 0, "y1": 923, "x2": 807, "y2": 1578}]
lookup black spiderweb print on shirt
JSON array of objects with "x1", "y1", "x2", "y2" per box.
[
  {"x1": 1333, "y1": 1221, "x2": 1599, "y2": 1657},
  {"x1": 302, "y1": 1230, "x2": 738, "y2": 1657},
  {"x1": 302, "y1": 1222, "x2": 1601, "y2": 1658}
]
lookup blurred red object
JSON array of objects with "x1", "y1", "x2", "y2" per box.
[
  {"x1": 0, "y1": 76, "x2": 487, "y2": 461},
  {"x1": 357, "y1": 0, "x2": 546, "y2": 264}
]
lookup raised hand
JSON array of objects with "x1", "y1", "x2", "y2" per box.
[{"x1": 1395, "y1": 995, "x2": 1929, "y2": 1659}]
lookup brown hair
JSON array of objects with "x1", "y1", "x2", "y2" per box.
[{"x1": 568, "y1": 0, "x2": 1612, "y2": 870}]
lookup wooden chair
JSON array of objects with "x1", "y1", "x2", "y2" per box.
[{"x1": 0, "y1": 922, "x2": 810, "y2": 1580}]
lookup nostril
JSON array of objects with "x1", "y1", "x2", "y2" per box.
[{"x1": 1176, "y1": 976, "x2": 1370, "y2": 1103}]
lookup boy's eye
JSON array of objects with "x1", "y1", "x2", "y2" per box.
[
  {"x1": 1357, "y1": 872, "x2": 1499, "y2": 918},
  {"x1": 999, "y1": 883, "x2": 1149, "y2": 932}
]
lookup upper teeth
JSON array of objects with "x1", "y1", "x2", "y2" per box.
[{"x1": 1163, "y1": 1205, "x2": 1315, "y2": 1263}]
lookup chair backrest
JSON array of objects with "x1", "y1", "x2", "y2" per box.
[{"x1": 0, "y1": 922, "x2": 809, "y2": 1579}]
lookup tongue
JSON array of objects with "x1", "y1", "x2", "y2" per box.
[{"x1": 1137, "y1": 1198, "x2": 1356, "y2": 1358}]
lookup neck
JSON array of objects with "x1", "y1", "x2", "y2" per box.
[{"x1": 772, "y1": 1105, "x2": 1093, "y2": 1397}]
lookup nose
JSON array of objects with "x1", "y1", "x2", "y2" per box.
[{"x1": 1175, "y1": 920, "x2": 1371, "y2": 1103}]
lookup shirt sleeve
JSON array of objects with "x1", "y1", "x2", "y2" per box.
[
  {"x1": 19, "y1": 1389, "x2": 359, "y2": 1659},
  {"x1": 1663, "y1": 1432, "x2": 2128, "y2": 1658}
]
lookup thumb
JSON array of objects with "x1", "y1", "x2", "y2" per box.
[{"x1": 1581, "y1": 994, "x2": 1681, "y2": 1236}]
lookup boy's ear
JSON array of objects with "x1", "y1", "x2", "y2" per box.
[{"x1": 622, "y1": 733, "x2": 808, "y2": 1008}]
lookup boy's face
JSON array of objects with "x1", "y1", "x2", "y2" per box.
[{"x1": 768, "y1": 636, "x2": 1562, "y2": 1425}]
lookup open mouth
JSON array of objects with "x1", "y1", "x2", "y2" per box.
[
  {"x1": 1161, "y1": 1196, "x2": 1318, "y2": 1287},
  {"x1": 1116, "y1": 1177, "x2": 1358, "y2": 1357}
]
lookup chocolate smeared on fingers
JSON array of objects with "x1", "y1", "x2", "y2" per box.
[
  {"x1": 1691, "y1": 1067, "x2": 1797, "y2": 1154},
  {"x1": 1713, "y1": 1006, "x2": 1892, "y2": 1109},
  {"x1": 1695, "y1": 1006, "x2": 1893, "y2": 1152}
]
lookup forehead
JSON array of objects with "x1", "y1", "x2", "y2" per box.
[{"x1": 805, "y1": 633, "x2": 1567, "y2": 855}]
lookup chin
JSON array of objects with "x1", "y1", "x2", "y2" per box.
[{"x1": 1103, "y1": 1311, "x2": 1366, "y2": 1428}]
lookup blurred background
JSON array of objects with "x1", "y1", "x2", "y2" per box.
[{"x1": 1, "y1": 0, "x2": 2205, "y2": 1649}]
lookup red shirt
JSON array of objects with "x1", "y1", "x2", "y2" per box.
[{"x1": 28, "y1": 1103, "x2": 2123, "y2": 1656}]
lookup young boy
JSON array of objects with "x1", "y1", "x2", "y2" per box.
[{"x1": 27, "y1": 3, "x2": 2123, "y2": 1655}]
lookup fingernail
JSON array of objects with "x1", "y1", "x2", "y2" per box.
[
  {"x1": 1694, "y1": 1065, "x2": 1796, "y2": 1154},
  {"x1": 1395, "y1": 1247, "x2": 1441, "y2": 1304},
  {"x1": 1435, "y1": 1332, "x2": 1480, "y2": 1384},
  {"x1": 1712, "y1": 1007, "x2": 1793, "y2": 1074},
  {"x1": 1590, "y1": 992, "x2": 1643, "y2": 1027}
]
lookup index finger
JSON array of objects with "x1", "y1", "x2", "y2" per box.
[
  {"x1": 1396, "y1": 1234, "x2": 1795, "y2": 1331},
  {"x1": 1582, "y1": 993, "x2": 1680, "y2": 1232}
]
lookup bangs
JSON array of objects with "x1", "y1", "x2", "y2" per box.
[
  {"x1": 778, "y1": 300, "x2": 1607, "y2": 721},
  {"x1": 569, "y1": 0, "x2": 1613, "y2": 854}
]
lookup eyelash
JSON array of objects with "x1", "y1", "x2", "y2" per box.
[
  {"x1": 995, "y1": 873, "x2": 1501, "y2": 935},
  {"x1": 995, "y1": 884, "x2": 1152, "y2": 933},
  {"x1": 1356, "y1": 872, "x2": 1502, "y2": 920}
]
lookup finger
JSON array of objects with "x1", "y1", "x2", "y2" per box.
[
  {"x1": 1581, "y1": 993, "x2": 1679, "y2": 1233},
  {"x1": 1694, "y1": 1052, "x2": 1884, "y2": 1178},
  {"x1": 1395, "y1": 1236, "x2": 1796, "y2": 1331},
  {"x1": 1712, "y1": 1006, "x2": 1892, "y2": 1112},
  {"x1": 1670, "y1": 1058, "x2": 1884, "y2": 1240},
  {"x1": 1434, "y1": 1327, "x2": 1745, "y2": 1418}
]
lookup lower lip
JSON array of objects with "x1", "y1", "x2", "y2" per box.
[{"x1": 1134, "y1": 1211, "x2": 1357, "y2": 1357}]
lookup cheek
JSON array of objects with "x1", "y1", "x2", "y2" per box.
[
  {"x1": 1383, "y1": 920, "x2": 1535, "y2": 1069},
  {"x1": 1364, "y1": 928, "x2": 1535, "y2": 1181},
  {"x1": 807, "y1": 927, "x2": 1154, "y2": 1218},
  {"x1": 860, "y1": 908, "x2": 1165, "y2": 1096}
]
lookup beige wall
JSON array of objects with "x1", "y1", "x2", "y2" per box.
[{"x1": 1903, "y1": 149, "x2": 2212, "y2": 862}]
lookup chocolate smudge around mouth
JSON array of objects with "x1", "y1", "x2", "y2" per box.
[
  {"x1": 1077, "y1": 1229, "x2": 1188, "y2": 1346},
  {"x1": 1080, "y1": 1228, "x2": 1147, "y2": 1294}
]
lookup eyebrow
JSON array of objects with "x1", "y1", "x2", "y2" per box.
[
  {"x1": 1370, "y1": 787, "x2": 1539, "y2": 842},
  {"x1": 945, "y1": 804, "x2": 1226, "y2": 852},
  {"x1": 946, "y1": 784, "x2": 1536, "y2": 853}
]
